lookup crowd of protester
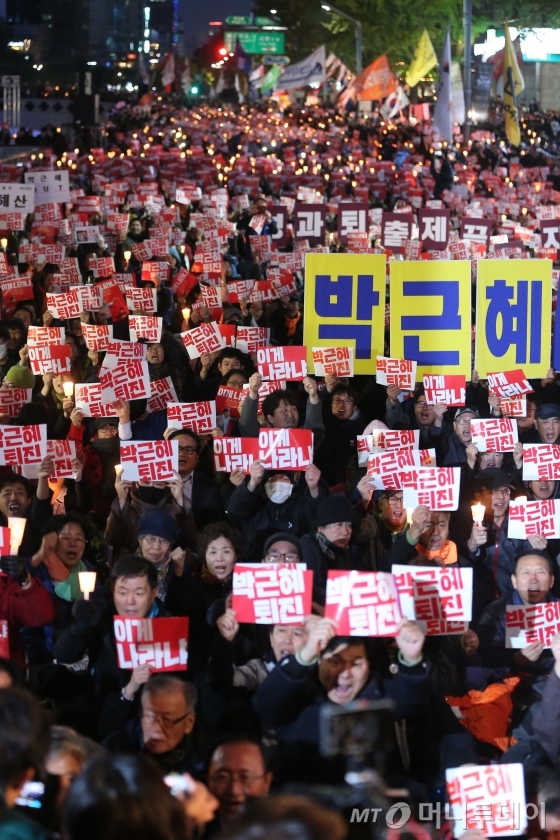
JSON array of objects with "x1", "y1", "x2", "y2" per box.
[{"x1": 0, "y1": 97, "x2": 560, "y2": 839}]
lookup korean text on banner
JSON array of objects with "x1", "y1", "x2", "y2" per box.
[
  {"x1": 303, "y1": 253, "x2": 386, "y2": 376},
  {"x1": 446, "y1": 763, "x2": 527, "y2": 837},
  {"x1": 324, "y1": 570, "x2": 402, "y2": 636},
  {"x1": 232, "y1": 564, "x2": 313, "y2": 624},
  {"x1": 393, "y1": 564, "x2": 473, "y2": 627},
  {"x1": 475, "y1": 259, "x2": 552, "y2": 378},
  {"x1": 114, "y1": 616, "x2": 189, "y2": 671},
  {"x1": 506, "y1": 602, "x2": 560, "y2": 648},
  {"x1": 390, "y1": 261, "x2": 472, "y2": 376}
]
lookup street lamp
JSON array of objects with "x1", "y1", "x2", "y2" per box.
[{"x1": 321, "y1": 3, "x2": 362, "y2": 75}]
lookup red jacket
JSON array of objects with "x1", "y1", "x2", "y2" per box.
[{"x1": 0, "y1": 576, "x2": 55, "y2": 668}]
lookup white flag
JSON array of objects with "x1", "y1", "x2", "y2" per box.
[
  {"x1": 216, "y1": 71, "x2": 225, "y2": 94},
  {"x1": 451, "y1": 61, "x2": 465, "y2": 124},
  {"x1": 161, "y1": 52, "x2": 175, "y2": 89},
  {"x1": 381, "y1": 85, "x2": 410, "y2": 119},
  {"x1": 275, "y1": 45, "x2": 326, "y2": 91},
  {"x1": 433, "y1": 26, "x2": 453, "y2": 143}
]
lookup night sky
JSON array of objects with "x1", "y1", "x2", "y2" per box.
[{"x1": 182, "y1": 0, "x2": 255, "y2": 51}]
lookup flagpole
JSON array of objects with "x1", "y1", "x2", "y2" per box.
[{"x1": 463, "y1": 0, "x2": 472, "y2": 142}]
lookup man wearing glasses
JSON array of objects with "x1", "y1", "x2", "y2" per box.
[
  {"x1": 465, "y1": 468, "x2": 549, "y2": 601},
  {"x1": 385, "y1": 385, "x2": 448, "y2": 450},
  {"x1": 315, "y1": 384, "x2": 366, "y2": 486},
  {"x1": 431, "y1": 405, "x2": 481, "y2": 467}
]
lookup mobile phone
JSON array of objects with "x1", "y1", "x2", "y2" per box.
[
  {"x1": 319, "y1": 698, "x2": 395, "y2": 767},
  {"x1": 15, "y1": 781, "x2": 44, "y2": 809},
  {"x1": 164, "y1": 773, "x2": 196, "y2": 798}
]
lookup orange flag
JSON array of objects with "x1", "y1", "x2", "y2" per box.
[{"x1": 352, "y1": 54, "x2": 396, "y2": 101}]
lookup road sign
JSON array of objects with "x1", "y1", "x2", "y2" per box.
[
  {"x1": 263, "y1": 55, "x2": 291, "y2": 65},
  {"x1": 225, "y1": 16, "x2": 252, "y2": 25},
  {"x1": 254, "y1": 16, "x2": 277, "y2": 25},
  {"x1": 2, "y1": 76, "x2": 20, "y2": 88},
  {"x1": 224, "y1": 31, "x2": 285, "y2": 55}
]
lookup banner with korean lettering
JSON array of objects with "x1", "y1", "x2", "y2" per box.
[
  {"x1": 508, "y1": 498, "x2": 560, "y2": 539},
  {"x1": 257, "y1": 428, "x2": 313, "y2": 471},
  {"x1": 21, "y1": 439, "x2": 77, "y2": 480},
  {"x1": 376, "y1": 357, "x2": 417, "y2": 390},
  {"x1": 120, "y1": 440, "x2": 179, "y2": 482},
  {"x1": 393, "y1": 565, "x2": 472, "y2": 630},
  {"x1": 81, "y1": 324, "x2": 113, "y2": 352},
  {"x1": 28, "y1": 344, "x2": 72, "y2": 376},
  {"x1": 522, "y1": 444, "x2": 560, "y2": 481},
  {"x1": 232, "y1": 563, "x2": 312, "y2": 624},
  {"x1": 216, "y1": 386, "x2": 244, "y2": 419},
  {"x1": 304, "y1": 254, "x2": 386, "y2": 376},
  {"x1": 114, "y1": 616, "x2": 188, "y2": 671},
  {"x1": 402, "y1": 466, "x2": 461, "y2": 510},
  {"x1": 0, "y1": 425, "x2": 47, "y2": 466},
  {"x1": 167, "y1": 401, "x2": 216, "y2": 435},
  {"x1": 390, "y1": 261, "x2": 472, "y2": 376},
  {"x1": 100, "y1": 359, "x2": 151, "y2": 403},
  {"x1": 27, "y1": 326, "x2": 65, "y2": 347},
  {"x1": 366, "y1": 449, "x2": 436, "y2": 488},
  {"x1": 487, "y1": 369, "x2": 533, "y2": 398},
  {"x1": 357, "y1": 429, "x2": 419, "y2": 466},
  {"x1": 311, "y1": 346, "x2": 354, "y2": 377},
  {"x1": 506, "y1": 602, "x2": 560, "y2": 648},
  {"x1": 147, "y1": 377, "x2": 178, "y2": 414},
  {"x1": 213, "y1": 437, "x2": 260, "y2": 473},
  {"x1": 75, "y1": 383, "x2": 118, "y2": 418},
  {"x1": 446, "y1": 763, "x2": 527, "y2": 837},
  {"x1": 324, "y1": 570, "x2": 402, "y2": 636},
  {"x1": 475, "y1": 260, "x2": 552, "y2": 378},
  {"x1": 257, "y1": 346, "x2": 307, "y2": 381},
  {"x1": 180, "y1": 323, "x2": 225, "y2": 359},
  {"x1": 422, "y1": 374, "x2": 466, "y2": 406},
  {"x1": 470, "y1": 417, "x2": 518, "y2": 452},
  {"x1": 0, "y1": 388, "x2": 32, "y2": 418}
]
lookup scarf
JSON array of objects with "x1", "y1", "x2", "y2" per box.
[
  {"x1": 313, "y1": 530, "x2": 351, "y2": 569},
  {"x1": 92, "y1": 437, "x2": 119, "y2": 456},
  {"x1": 54, "y1": 560, "x2": 88, "y2": 602},
  {"x1": 284, "y1": 311, "x2": 300, "y2": 338},
  {"x1": 415, "y1": 539, "x2": 458, "y2": 566}
]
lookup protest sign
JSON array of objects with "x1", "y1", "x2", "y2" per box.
[
  {"x1": 27, "y1": 326, "x2": 65, "y2": 347},
  {"x1": 100, "y1": 359, "x2": 151, "y2": 403},
  {"x1": 147, "y1": 377, "x2": 178, "y2": 414},
  {"x1": 401, "y1": 467, "x2": 461, "y2": 510},
  {"x1": 213, "y1": 437, "x2": 260, "y2": 473},
  {"x1": 74, "y1": 383, "x2": 118, "y2": 418},
  {"x1": 167, "y1": 401, "x2": 216, "y2": 434},
  {"x1": 0, "y1": 425, "x2": 47, "y2": 466},
  {"x1": 114, "y1": 616, "x2": 189, "y2": 671},
  {"x1": 422, "y1": 374, "x2": 466, "y2": 406},
  {"x1": 487, "y1": 369, "x2": 533, "y2": 398},
  {"x1": 257, "y1": 346, "x2": 307, "y2": 381},
  {"x1": 257, "y1": 428, "x2": 313, "y2": 471},
  {"x1": 0, "y1": 388, "x2": 32, "y2": 417},
  {"x1": 311, "y1": 346, "x2": 354, "y2": 377},
  {"x1": 357, "y1": 429, "x2": 419, "y2": 466},
  {"x1": 506, "y1": 602, "x2": 560, "y2": 648},
  {"x1": 232, "y1": 564, "x2": 313, "y2": 624},
  {"x1": 22, "y1": 439, "x2": 77, "y2": 480},
  {"x1": 522, "y1": 444, "x2": 560, "y2": 480},
  {"x1": 324, "y1": 570, "x2": 402, "y2": 636},
  {"x1": 216, "y1": 386, "x2": 244, "y2": 419},
  {"x1": 28, "y1": 344, "x2": 72, "y2": 376},
  {"x1": 446, "y1": 763, "x2": 527, "y2": 836},
  {"x1": 119, "y1": 440, "x2": 179, "y2": 482},
  {"x1": 470, "y1": 417, "x2": 518, "y2": 452},
  {"x1": 376, "y1": 357, "x2": 417, "y2": 390},
  {"x1": 180, "y1": 323, "x2": 225, "y2": 359},
  {"x1": 128, "y1": 315, "x2": 162, "y2": 343},
  {"x1": 366, "y1": 449, "x2": 436, "y2": 488},
  {"x1": 235, "y1": 327, "x2": 270, "y2": 354},
  {"x1": 508, "y1": 498, "x2": 560, "y2": 539},
  {"x1": 393, "y1": 565, "x2": 473, "y2": 625}
]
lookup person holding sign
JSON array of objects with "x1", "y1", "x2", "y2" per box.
[
  {"x1": 477, "y1": 550, "x2": 557, "y2": 678},
  {"x1": 239, "y1": 380, "x2": 324, "y2": 440},
  {"x1": 385, "y1": 385, "x2": 448, "y2": 451},
  {"x1": 227, "y1": 462, "x2": 323, "y2": 562},
  {"x1": 534, "y1": 403, "x2": 560, "y2": 445},
  {"x1": 464, "y1": 469, "x2": 548, "y2": 602},
  {"x1": 253, "y1": 617, "x2": 475, "y2": 783},
  {"x1": 315, "y1": 384, "x2": 366, "y2": 487}
]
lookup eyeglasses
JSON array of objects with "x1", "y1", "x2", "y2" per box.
[
  {"x1": 491, "y1": 487, "x2": 511, "y2": 497},
  {"x1": 178, "y1": 445, "x2": 198, "y2": 455},
  {"x1": 58, "y1": 532, "x2": 86, "y2": 544},
  {"x1": 141, "y1": 536, "x2": 170, "y2": 547},
  {"x1": 332, "y1": 399, "x2": 354, "y2": 406},
  {"x1": 265, "y1": 551, "x2": 300, "y2": 563},
  {"x1": 141, "y1": 711, "x2": 190, "y2": 730},
  {"x1": 455, "y1": 418, "x2": 472, "y2": 426},
  {"x1": 208, "y1": 771, "x2": 267, "y2": 790},
  {"x1": 415, "y1": 400, "x2": 433, "y2": 408},
  {"x1": 99, "y1": 425, "x2": 118, "y2": 433},
  {"x1": 383, "y1": 496, "x2": 404, "y2": 506}
]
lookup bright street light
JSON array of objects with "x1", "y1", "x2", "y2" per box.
[{"x1": 319, "y1": 2, "x2": 362, "y2": 74}]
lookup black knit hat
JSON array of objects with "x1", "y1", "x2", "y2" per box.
[
  {"x1": 262, "y1": 532, "x2": 302, "y2": 559},
  {"x1": 315, "y1": 496, "x2": 356, "y2": 528}
]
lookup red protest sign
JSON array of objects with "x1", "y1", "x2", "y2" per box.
[
  {"x1": 258, "y1": 428, "x2": 313, "y2": 471},
  {"x1": 213, "y1": 437, "x2": 260, "y2": 473},
  {"x1": 216, "y1": 386, "x2": 244, "y2": 419},
  {"x1": 114, "y1": 616, "x2": 189, "y2": 671},
  {"x1": 325, "y1": 570, "x2": 402, "y2": 636},
  {"x1": 257, "y1": 346, "x2": 307, "y2": 381},
  {"x1": 46, "y1": 290, "x2": 81, "y2": 320},
  {"x1": 167, "y1": 401, "x2": 216, "y2": 434},
  {"x1": 1, "y1": 277, "x2": 34, "y2": 318},
  {"x1": 0, "y1": 620, "x2": 7, "y2": 657},
  {"x1": 487, "y1": 369, "x2": 533, "y2": 398},
  {"x1": 120, "y1": 439, "x2": 179, "y2": 482},
  {"x1": 171, "y1": 268, "x2": 198, "y2": 297},
  {"x1": 106, "y1": 340, "x2": 147, "y2": 361},
  {"x1": 81, "y1": 324, "x2": 113, "y2": 352},
  {"x1": 232, "y1": 564, "x2": 312, "y2": 624},
  {"x1": 422, "y1": 374, "x2": 466, "y2": 406},
  {"x1": 129, "y1": 315, "x2": 162, "y2": 343},
  {"x1": 402, "y1": 466, "x2": 461, "y2": 511},
  {"x1": 28, "y1": 344, "x2": 72, "y2": 376}
]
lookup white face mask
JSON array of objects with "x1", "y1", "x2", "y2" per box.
[{"x1": 265, "y1": 481, "x2": 293, "y2": 504}]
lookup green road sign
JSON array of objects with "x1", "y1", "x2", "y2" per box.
[
  {"x1": 254, "y1": 16, "x2": 276, "y2": 25},
  {"x1": 224, "y1": 30, "x2": 285, "y2": 55},
  {"x1": 225, "y1": 16, "x2": 252, "y2": 25}
]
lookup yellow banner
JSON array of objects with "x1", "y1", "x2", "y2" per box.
[
  {"x1": 390, "y1": 261, "x2": 472, "y2": 376},
  {"x1": 303, "y1": 253, "x2": 386, "y2": 375},
  {"x1": 406, "y1": 29, "x2": 437, "y2": 89},
  {"x1": 475, "y1": 259, "x2": 552, "y2": 378},
  {"x1": 503, "y1": 22, "x2": 524, "y2": 147}
]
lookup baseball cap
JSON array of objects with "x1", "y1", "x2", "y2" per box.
[
  {"x1": 535, "y1": 403, "x2": 560, "y2": 421},
  {"x1": 454, "y1": 406, "x2": 480, "y2": 421},
  {"x1": 474, "y1": 468, "x2": 515, "y2": 493}
]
